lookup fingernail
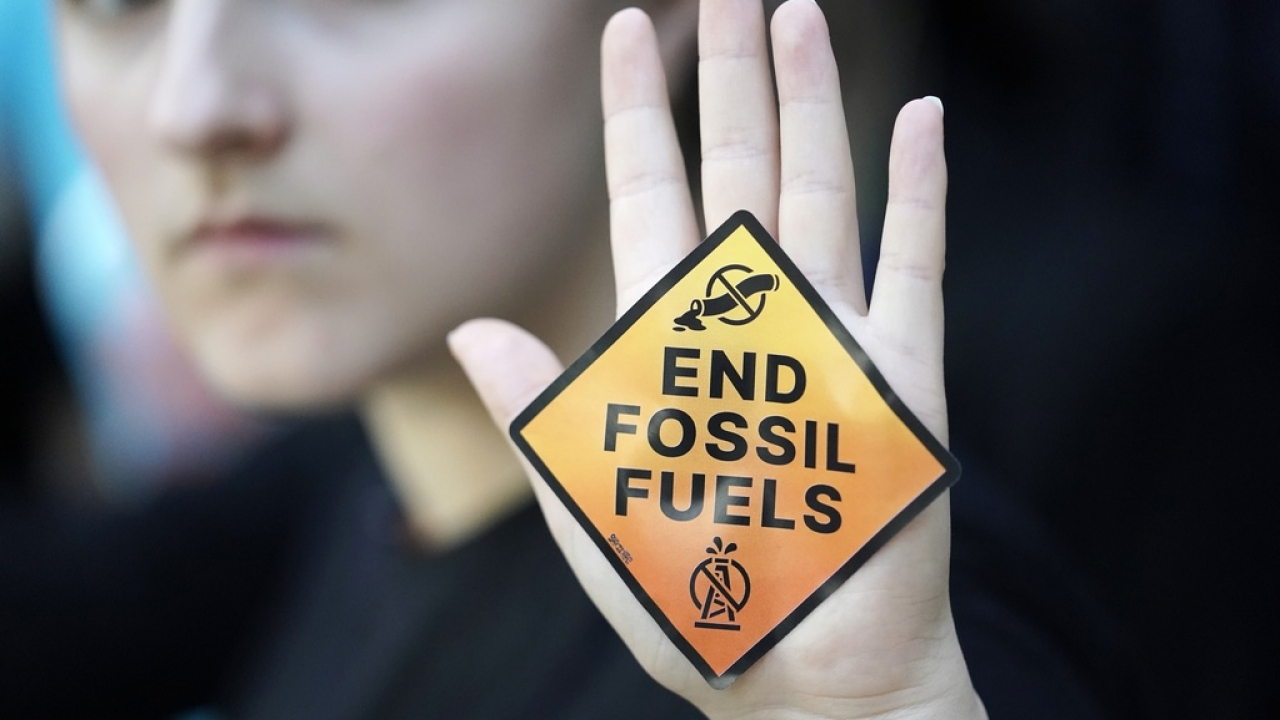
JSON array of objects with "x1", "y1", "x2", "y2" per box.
[{"x1": 923, "y1": 95, "x2": 944, "y2": 116}]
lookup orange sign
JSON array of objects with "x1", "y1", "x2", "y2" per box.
[{"x1": 511, "y1": 211, "x2": 959, "y2": 688}]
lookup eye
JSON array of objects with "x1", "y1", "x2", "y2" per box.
[{"x1": 64, "y1": 0, "x2": 163, "y2": 21}]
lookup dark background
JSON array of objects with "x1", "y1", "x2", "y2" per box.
[{"x1": 930, "y1": 0, "x2": 1277, "y2": 717}]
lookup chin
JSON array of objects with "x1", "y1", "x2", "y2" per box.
[{"x1": 188, "y1": 333, "x2": 374, "y2": 415}]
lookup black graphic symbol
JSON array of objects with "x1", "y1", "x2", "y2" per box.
[
  {"x1": 673, "y1": 264, "x2": 779, "y2": 331},
  {"x1": 689, "y1": 537, "x2": 751, "y2": 631}
]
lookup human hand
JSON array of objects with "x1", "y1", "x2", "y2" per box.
[{"x1": 451, "y1": 1, "x2": 985, "y2": 718}]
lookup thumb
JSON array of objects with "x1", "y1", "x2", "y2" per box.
[
  {"x1": 449, "y1": 318, "x2": 677, "y2": 669},
  {"x1": 447, "y1": 317, "x2": 578, "y2": 540},
  {"x1": 447, "y1": 317, "x2": 564, "y2": 428},
  {"x1": 447, "y1": 317, "x2": 598, "y2": 559}
]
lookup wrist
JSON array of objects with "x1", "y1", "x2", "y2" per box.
[
  {"x1": 705, "y1": 632, "x2": 987, "y2": 720},
  {"x1": 717, "y1": 681, "x2": 986, "y2": 720}
]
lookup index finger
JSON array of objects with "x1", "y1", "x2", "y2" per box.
[{"x1": 602, "y1": 9, "x2": 701, "y2": 312}]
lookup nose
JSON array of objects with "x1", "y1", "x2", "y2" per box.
[{"x1": 147, "y1": 0, "x2": 288, "y2": 160}]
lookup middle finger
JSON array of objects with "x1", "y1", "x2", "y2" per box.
[{"x1": 699, "y1": 0, "x2": 780, "y2": 234}]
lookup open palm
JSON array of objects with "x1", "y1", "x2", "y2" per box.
[{"x1": 451, "y1": 1, "x2": 985, "y2": 718}]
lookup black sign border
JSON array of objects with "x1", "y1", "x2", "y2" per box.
[{"x1": 510, "y1": 210, "x2": 961, "y2": 689}]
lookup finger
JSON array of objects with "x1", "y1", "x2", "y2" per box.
[
  {"x1": 772, "y1": 0, "x2": 865, "y2": 315},
  {"x1": 603, "y1": 9, "x2": 701, "y2": 311},
  {"x1": 449, "y1": 318, "x2": 688, "y2": 680},
  {"x1": 448, "y1": 318, "x2": 565, "y2": 428},
  {"x1": 448, "y1": 319, "x2": 584, "y2": 551},
  {"x1": 699, "y1": 0, "x2": 780, "y2": 234},
  {"x1": 868, "y1": 98, "x2": 948, "y2": 441}
]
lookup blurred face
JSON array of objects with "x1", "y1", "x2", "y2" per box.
[{"x1": 59, "y1": 0, "x2": 621, "y2": 409}]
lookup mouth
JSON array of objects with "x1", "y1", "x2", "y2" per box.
[{"x1": 180, "y1": 217, "x2": 332, "y2": 268}]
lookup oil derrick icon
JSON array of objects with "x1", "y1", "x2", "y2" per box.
[{"x1": 690, "y1": 537, "x2": 751, "y2": 631}]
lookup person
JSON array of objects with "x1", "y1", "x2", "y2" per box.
[{"x1": 46, "y1": 0, "x2": 1110, "y2": 717}]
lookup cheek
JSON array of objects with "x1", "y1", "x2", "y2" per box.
[
  {"x1": 64, "y1": 54, "x2": 130, "y2": 193},
  {"x1": 353, "y1": 64, "x2": 504, "y2": 222},
  {"x1": 309, "y1": 43, "x2": 598, "y2": 329},
  {"x1": 63, "y1": 43, "x2": 178, "y2": 268}
]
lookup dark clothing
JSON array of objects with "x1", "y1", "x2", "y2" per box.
[
  {"x1": 1, "y1": 415, "x2": 1116, "y2": 719},
  {"x1": 0, "y1": 419, "x2": 330, "y2": 719},
  {"x1": 225, "y1": 424, "x2": 698, "y2": 720}
]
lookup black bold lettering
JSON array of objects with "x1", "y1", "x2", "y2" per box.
[
  {"x1": 714, "y1": 475, "x2": 752, "y2": 526},
  {"x1": 803, "y1": 420, "x2": 818, "y2": 469},
  {"x1": 803, "y1": 485, "x2": 843, "y2": 533},
  {"x1": 826, "y1": 423, "x2": 856, "y2": 474},
  {"x1": 705, "y1": 411, "x2": 748, "y2": 461},
  {"x1": 662, "y1": 347, "x2": 700, "y2": 397},
  {"x1": 615, "y1": 467, "x2": 651, "y2": 516},
  {"x1": 604, "y1": 403, "x2": 640, "y2": 451},
  {"x1": 660, "y1": 471, "x2": 705, "y2": 521},
  {"x1": 756, "y1": 415, "x2": 796, "y2": 465},
  {"x1": 761, "y1": 478, "x2": 796, "y2": 530},
  {"x1": 710, "y1": 350, "x2": 755, "y2": 400},
  {"x1": 647, "y1": 408, "x2": 696, "y2": 458},
  {"x1": 765, "y1": 354, "x2": 806, "y2": 403}
]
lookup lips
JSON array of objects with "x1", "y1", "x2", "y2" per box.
[{"x1": 182, "y1": 217, "x2": 331, "y2": 268}]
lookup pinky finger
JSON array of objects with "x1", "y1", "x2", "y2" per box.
[{"x1": 867, "y1": 98, "x2": 948, "y2": 439}]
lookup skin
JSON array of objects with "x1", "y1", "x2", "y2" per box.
[
  {"x1": 58, "y1": 0, "x2": 657, "y2": 541},
  {"x1": 59, "y1": 0, "x2": 629, "y2": 409},
  {"x1": 454, "y1": 2, "x2": 987, "y2": 718},
  {"x1": 60, "y1": 0, "x2": 986, "y2": 716}
]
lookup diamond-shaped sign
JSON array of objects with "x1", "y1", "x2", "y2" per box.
[{"x1": 511, "y1": 211, "x2": 959, "y2": 688}]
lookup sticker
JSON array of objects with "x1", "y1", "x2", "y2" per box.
[{"x1": 511, "y1": 211, "x2": 960, "y2": 688}]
